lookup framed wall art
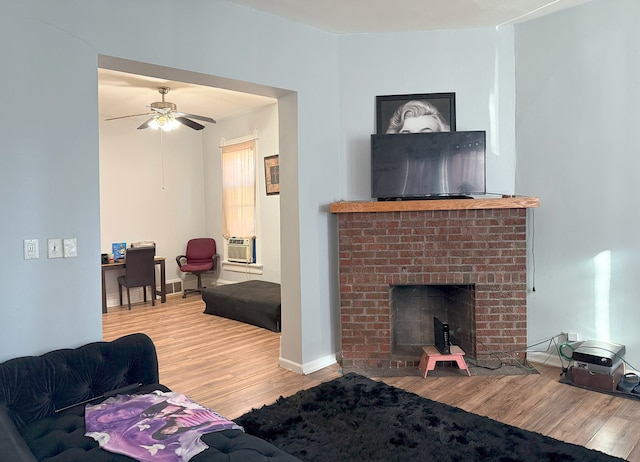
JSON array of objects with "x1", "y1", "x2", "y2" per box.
[
  {"x1": 264, "y1": 155, "x2": 280, "y2": 195},
  {"x1": 376, "y1": 92, "x2": 456, "y2": 134}
]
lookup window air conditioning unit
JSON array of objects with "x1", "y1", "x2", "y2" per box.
[{"x1": 227, "y1": 238, "x2": 253, "y2": 263}]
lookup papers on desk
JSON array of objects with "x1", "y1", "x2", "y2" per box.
[{"x1": 131, "y1": 241, "x2": 156, "y2": 249}]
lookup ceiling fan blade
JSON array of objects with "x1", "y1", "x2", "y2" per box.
[
  {"x1": 175, "y1": 112, "x2": 216, "y2": 124},
  {"x1": 176, "y1": 117, "x2": 205, "y2": 131},
  {"x1": 104, "y1": 112, "x2": 153, "y2": 121},
  {"x1": 136, "y1": 117, "x2": 155, "y2": 130}
]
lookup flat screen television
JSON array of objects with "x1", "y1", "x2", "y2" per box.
[{"x1": 371, "y1": 131, "x2": 486, "y2": 200}]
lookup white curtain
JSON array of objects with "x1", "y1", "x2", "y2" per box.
[{"x1": 221, "y1": 139, "x2": 256, "y2": 239}]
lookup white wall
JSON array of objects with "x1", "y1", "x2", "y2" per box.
[
  {"x1": 4, "y1": 0, "x2": 626, "y2": 373},
  {"x1": 0, "y1": 12, "x2": 102, "y2": 358},
  {"x1": 100, "y1": 118, "x2": 207, "y2": 303},
  {"x1": 100, "y1": 99, "x2": 280, "y2": 303},
  {"x1": 338, "y1": 27, "x2": 516, "y2": 200},
  {"x1": 203, "y1": 103, "x2": 282, "y2": 284},
  {"x1": 0, "y1": 0, "x2": 341, "y2": 369},
  {"x1": 515, "y1": 0, "x2": 640, "y2": 369}
]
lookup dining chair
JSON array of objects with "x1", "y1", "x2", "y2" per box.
[{"x1": 118, "y1": 246, "x2": 156, "y2": 310}]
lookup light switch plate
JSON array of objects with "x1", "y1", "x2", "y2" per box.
[
  {"x1": 47, "y1": 238, "x2": 63, "y2": 259},
  {"x1": 63, "y1": 238, "x2": 78, "y2": 258},
  {"x1": 24, "y1": 239, "x2": 39, "y2": 259}
]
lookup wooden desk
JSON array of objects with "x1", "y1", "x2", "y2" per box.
[{"x1": 101, "y1": 257, "x2": 166, "y2": 313}]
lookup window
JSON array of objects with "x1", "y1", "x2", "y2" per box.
[{"x1": 221, "y1": 137, "x2": 256, "y2": 241}]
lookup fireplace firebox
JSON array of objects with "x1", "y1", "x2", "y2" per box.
[{"x1": 391, "y1": 284, "x2": 475, "y2": 360}]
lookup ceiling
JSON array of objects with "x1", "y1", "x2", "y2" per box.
[
  {"x1": 225, "y1": 0, "x2": 593, "y2": 34},
  {"x1": 99, "y1": 0, "x2": 592, "y2": 127},
  {"x1": 98, "y1": 69, "x2": 277, "y2": 128}
]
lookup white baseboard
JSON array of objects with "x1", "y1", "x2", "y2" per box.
[
  {"x1": 212, "y1": 279, "x2": 235, "y2": 286},
  {"x1": 527, "y1": 335, "x2": 581, "y2": 369},
  {"x1": 279, "y1": 353, "x2": 337, "y2": 375},
  {"x1": 106, "y1": 287, "x2": 155, "y2": 307},
  {"x1": 527, "y1": 351, "x2": 565, "y2": 368},
  {"x1": 106, "y1": 279, "x2": 184, "y2": 307}
]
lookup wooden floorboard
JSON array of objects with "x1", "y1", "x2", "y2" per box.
[{"x1": 103, "y1": 294, "x2": 640, "y2": 461}]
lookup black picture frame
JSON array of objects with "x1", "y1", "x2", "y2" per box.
[{"x1": 376, "y1": 92, "x2": 456, "y2": 134}]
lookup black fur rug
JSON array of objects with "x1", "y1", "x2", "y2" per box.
[{"x1": 236, "y1": 373, "x2": 623, "y2": 462}]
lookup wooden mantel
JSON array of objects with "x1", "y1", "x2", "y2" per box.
[{"x1": 329, "y1": 196, "x2": 539, "y2": 213}]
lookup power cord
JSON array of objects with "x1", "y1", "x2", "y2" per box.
[
  {"x1": 525, "y1": 334, "x2": 574, "y2": 374},
  {"x1": 473, "y1": 334, "x2": 579, "y2": 374},
  {"x1": 529, "y1": 337, "x2": 640, "y2": 379},
  {"x1": 467, "y1": 338, "x2": 540, "y2": 373},
  {"x1": 463, "y1": 333, "x2": 637, "y2": 380},
  {"x1": 529, "y1": 208, "x2": 536, "y2": 292},
  {"x1": 469, "y1": 350, "x2": 538, "y2": 372},
  {"x1": 558, "y1": 342, "x2": 575, "y2": 362}
]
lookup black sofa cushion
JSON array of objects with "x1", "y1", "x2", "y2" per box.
[
  {"x1": 19, "y1": 388, "x2": 300, "y2": 462},
  {"x1": 194, "y1": 430, "x2": 300, "y2": 461},
  {"x1": 20, "y1": 384, "x2": 169, "y2": 461},
  {"x1": 0, "y1": 406, "x2": 37, "y2": 462}
]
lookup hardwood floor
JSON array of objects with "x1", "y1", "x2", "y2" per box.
[{"x1": 103, "y1": 294, "x2": 640, "y2": 461}]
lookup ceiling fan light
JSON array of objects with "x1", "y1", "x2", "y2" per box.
[
  {"x1": 108, "y1": 87, "x2": 213, "y2": 132},
  {"x1": 149, "y1": 114, "x2": 180, "y2": 132},
  {"x1": 164, "y1": 117, "x2": 180, "y2": 132}
]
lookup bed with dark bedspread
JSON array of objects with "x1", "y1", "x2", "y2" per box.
[{"x1": 202, "y1": 280, "x2": 281, "y2": 332}]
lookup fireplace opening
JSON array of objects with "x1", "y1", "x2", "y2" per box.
[{"x1": 390, "y1": 284, "x2": 476, "y2": 360}]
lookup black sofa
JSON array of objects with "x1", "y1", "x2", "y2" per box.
[{"x1": 0, "y1": 333, "x2": 299, "y2": 461}]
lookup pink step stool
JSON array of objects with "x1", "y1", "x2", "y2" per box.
[{"x1": 418, "y1": 345, "x2": 471, "y2": 378}]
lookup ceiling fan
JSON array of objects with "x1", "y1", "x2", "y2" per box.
[{"x1": 105, "y1": 86, "x2": 216, "y2": 131}]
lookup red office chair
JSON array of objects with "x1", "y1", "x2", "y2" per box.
[{"x1": 176, "y1": 238, "x2": 219, "y2": 298}]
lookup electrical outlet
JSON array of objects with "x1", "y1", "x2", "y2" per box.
[
  {"x1": 24, "y1": 239, "x2": 39, "y2": 259},
  {"x1": 568, "y1": 332, "x2": 579, "y2": 342},
  {"x1": 47, "y1": 238, "x2": 63, "y2": 259}
]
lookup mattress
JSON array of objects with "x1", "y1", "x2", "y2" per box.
[{"x1": 202, "y1": 280, "x2": 281, "y2": 332}]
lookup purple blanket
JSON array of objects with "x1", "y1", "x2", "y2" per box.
[{"x1": 85, "y1": 391, "x2": 242, "y2": 462}]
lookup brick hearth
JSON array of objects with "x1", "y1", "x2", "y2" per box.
[{"x1": 330, "y1": 197, "x2": 539, "y2": 376}]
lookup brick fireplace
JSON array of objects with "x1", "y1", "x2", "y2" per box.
[{"x1": 330, "y1": 197, "x2": 539, "y2": 376}]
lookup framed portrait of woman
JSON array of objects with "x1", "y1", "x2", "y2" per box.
[{"x1": 376, "y1": 93, "x2": 456, "y2": 134}]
